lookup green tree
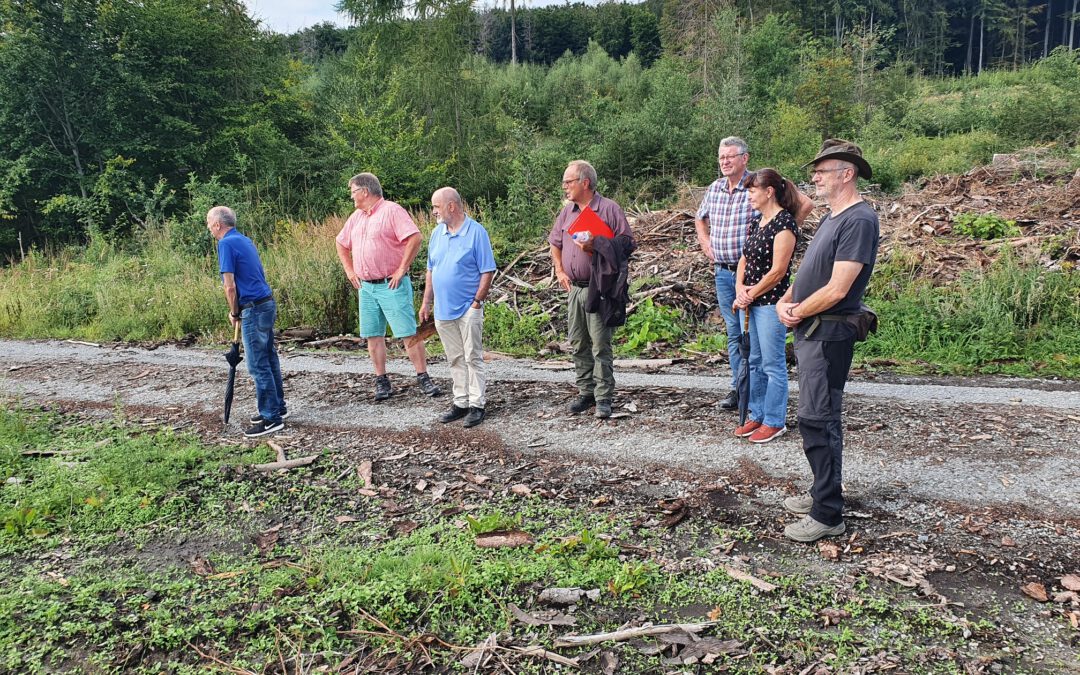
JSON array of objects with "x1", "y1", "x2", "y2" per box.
[
  {"x1": 0, "y1": 0, "x2": 290, "y2": 245},
  {"x1": 795, "y1": 51, "x2": 857, "y2": 139}
]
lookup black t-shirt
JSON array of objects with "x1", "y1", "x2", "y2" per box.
[
  {"x1": 743, "y1": 209, "x2": 798, "y2": 306},
  {"x1": 791, "y1": 201, "x2": 879, "y2": 340}
]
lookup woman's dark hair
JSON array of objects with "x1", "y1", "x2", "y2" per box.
[{"x1": 746, "y1": 168, "x2": 801, "y2": 216}]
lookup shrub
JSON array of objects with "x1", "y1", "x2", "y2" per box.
[
  {"x1": 762, "y1": 102, "x2": 820, "y2": 180},
  {"x1": 616, "y1": 298, "x2": 683, "y2": 355},
  {"x1": 482, "y1": 301, "x2": 551, "y2": 355},
  {"x1": 952, "y1": 212, "x2": 1020, "y2": 239},
  {"x1": 866, "y1": 131, "x2": 1002, "y2": 189}
]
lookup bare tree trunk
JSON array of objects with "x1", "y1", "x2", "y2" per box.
[
  {"x1": 1064, "y1": 0, "x2": 1071, "y2": 46},
  {"x1": 510, "y1": 0, "x2": 517, "y2": 65},
  {"x1": 967, "y1": 9, "x2": 975, "y2": 73},
  {"x1": 979, "y1": 10, "x2": 985, "y2": 72},
  {"x1": 1015, "y1": 10, "x2": 1022, "y2": 67},
  {"x1": 1072, "y1": 0, "x2": 1078, "y2": 48},
  {"x1": 1044, "y1": 0, "x2": 1052, "y2": 57}
]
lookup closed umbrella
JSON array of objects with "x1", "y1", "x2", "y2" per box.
[
  {"x1": 735, "y1": 308, "x2": 752, "y2": 426},
  {"x1": 222, "y1": 323, "x2": 243, "y2": 424}
]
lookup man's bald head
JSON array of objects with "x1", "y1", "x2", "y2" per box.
[
  {"x1": 431, "y1": 187, "x2": 465, "y2": 228},
  {"x1": 432, "y1": 187, "x2": 463, "y2": 207}
]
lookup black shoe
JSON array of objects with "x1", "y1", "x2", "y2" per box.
[
  {"x1": 374, "y1": 375, "x2": 392, "y2": 401},
  {"x1": 244, "y1": 420, "x2": 284, "y2": 438},
  {"x1": 463, "y1": 407, "x2": 486, "y2": 428},
  {"x1": 595, "y1": 399, "x2": 612, "y2": 419},
  {"x1": 439, "y1": 405, "x2": 469, "y2": 423},
  {"x1": 250, "y1": 409, "x2": 290, "y2": 425},
  {"x1": 720, "y1": 390, "x2": 739, "y2": 410},
  {"x1": 416, "y1": 372, "x2": 441, "y2": 397},
  {"x1": 568, "y1": 395, "x2": 596, "y2": 414}
]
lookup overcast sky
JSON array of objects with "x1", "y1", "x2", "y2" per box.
[{"x1": 245, "y1": 0, "x2": 608, "y2": 34}]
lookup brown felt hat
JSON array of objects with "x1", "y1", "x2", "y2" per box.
[{"x1": 803, "y1": 138, "x2": 872, "y2": 180}]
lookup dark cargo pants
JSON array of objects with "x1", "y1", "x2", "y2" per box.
[
  {"x1": 794, "y1": 335, "x2": 856, "y2": 527},
  {"x1": 568, "y1": 284, "x2": 615, "y2": 401}
]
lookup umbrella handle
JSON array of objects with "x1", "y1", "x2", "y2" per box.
[
  {"x1": 233, "y1": 322, "x2": 241, "y2": 345},
  {"x1": 742, "y1": 309, "x2": 750, "y2": 332}
]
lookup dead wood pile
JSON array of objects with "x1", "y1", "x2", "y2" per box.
[
  {"x1": 873, "y1": 155, "x2": 1080, "y2": 283},
  {"x1": 486, "y1": 156, "x2": 1079, "y2": 328}
]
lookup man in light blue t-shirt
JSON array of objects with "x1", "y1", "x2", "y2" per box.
[{"x1": 419, "y1": 188, "x2": 497, "y2": 428}]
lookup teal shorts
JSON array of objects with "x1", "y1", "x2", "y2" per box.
[{"x1": 358, "y1": 276, "x2": 418, "y2": 339}]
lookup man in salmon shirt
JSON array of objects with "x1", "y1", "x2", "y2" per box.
[{"x1": 335, "y1": 172, "x2": 441, "y2": 401}]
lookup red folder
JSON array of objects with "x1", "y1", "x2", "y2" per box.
[{"x1": 568, "y1": 206, "x2": 615, "y2": 240}]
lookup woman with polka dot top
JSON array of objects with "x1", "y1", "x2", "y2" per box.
[{"x1": 732, "y1": 169, "x2": 803, "y2": 444}]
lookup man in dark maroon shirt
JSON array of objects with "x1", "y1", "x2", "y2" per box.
[{"x1": 548, "y1": 160, "x2": 635, "y2": 419}]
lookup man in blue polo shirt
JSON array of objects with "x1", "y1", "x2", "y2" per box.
[
  {"x1": 207, "y1": 206, "x2": 286, "y2": 438},
  {"x1": 419, "y1": 188, "x2": 497, "y2": 428}
]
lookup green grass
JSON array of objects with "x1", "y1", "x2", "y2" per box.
[
  {"x1": 0, "y1": 404, "x2": 273, "y2": 551},
  {"x1": 859, "y1": 255, "x2": 1080, "y2": 376},
  {"x1": 0, "y1": 402, "x2": 1055, "y2": 673},
  {"x1": 1, "y1": 215, "x2": 1078, "y2": 376}
]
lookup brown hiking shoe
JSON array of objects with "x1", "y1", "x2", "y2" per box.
[
  {"x1": 783, "y1": 494, "x2": 813, "y2": 515},
  {"x1": 784, "y1": 515, "x2": 845, "y2": 543}
]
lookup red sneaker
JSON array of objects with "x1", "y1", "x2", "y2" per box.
[
  {"x1": 734, "y1": 420, "x2": 761, "y2": 437},
  {"x1": 749, "y1": 424, "x2": 786, "y2": 443}
]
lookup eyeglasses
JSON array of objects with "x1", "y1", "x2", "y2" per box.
[
  {"x1": 718, "y1": 152, "x2": 746, "y2": 162},
  {"x1": 809, "y1": 167, "x2": 849, "y2": 177},
  {"x1": 561, "y1": 178, "x2": 582, "y2": 187},
  {"x1": 349, "y1": 186, "x2": 364, "y2": 195}
]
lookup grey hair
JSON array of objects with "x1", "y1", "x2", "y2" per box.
[
  {"x1": 349, "y1": 172, "x2": 383, "y2": 198},
  {"x1": 568, "y1": 160, "x2": 598, "y2": 191},
  {"x1": 719, "y1": 136, "x2": 749, "y2": 155},
  {"x1": 207, "y1": 206, "x2": 236, "y2": 229}
]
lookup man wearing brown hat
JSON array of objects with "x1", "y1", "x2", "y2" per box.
[{"x1": 777, "y1": 139, "x2": 879, "y2": 543}]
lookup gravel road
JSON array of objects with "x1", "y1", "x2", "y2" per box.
[{"x1": 3, "y1": 339, "x2": 1078, "y2": 518}]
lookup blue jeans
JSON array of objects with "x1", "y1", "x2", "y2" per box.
[
  {"x1": 747, "y1": 304, "x2": 789, "y2": 428},
  {"x1": 714, "y1": 265, "x2": 742, "y2": 389},
  {"x1": 241, "y1": 299, "x2": 285, "y2": 424}
]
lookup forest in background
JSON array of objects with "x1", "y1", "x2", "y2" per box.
[{"x1": 2, "y1": 0, "x2": 1080, "y2": 257}]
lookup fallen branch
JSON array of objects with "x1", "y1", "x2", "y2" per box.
[
  {"x1": 553, "y1": 621, "x2": 718, "y2": 648},
  {"x1": 305, "y1": 336, "x2": 365, "y2": 348},
  {"x1": 252, "y1": 455, "x2": 318, "y2": 472},
  {"x1": 513, "y1": 645, "x2": 579, "y2": 668},
  {"x1": 65, "y1": 339, "x2": 101, "y2": 348},
  {"x1": 186, "y1": 642, "x2": 259, "y2": 675},
  {"x1": 494, "y1": 245, "x2": 545, "y2": 285},
  {"x1": 21, "y1": 448, "x2": 89, "y2": 457},
  {"x1": 719, "y1": 563, "x2": 777, "y2": 593},
  {"x1": 907, "y1": 204, "x2": 949, "y2": 226},
  {"x1": 267, "y1": 440, "x2": 286, "y2": 463}
]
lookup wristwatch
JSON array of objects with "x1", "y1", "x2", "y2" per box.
[{"x1": 472, "y1": 298, "x2": 484, "y2": 306}]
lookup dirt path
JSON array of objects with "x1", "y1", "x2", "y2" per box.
[{"x1": 2, "y1": 339, "x2": 1078, "y2": 520}]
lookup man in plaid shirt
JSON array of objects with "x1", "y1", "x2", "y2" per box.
[{"x1": 695, "y1": 136, "x2": 755, "y2": 410}]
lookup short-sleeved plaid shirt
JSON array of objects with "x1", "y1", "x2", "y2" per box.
[{"x1": 696, "y1": 171, "x2": 757, "y2": 265}]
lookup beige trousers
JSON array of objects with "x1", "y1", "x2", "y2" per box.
[{"x1": 435, "y1": 307, "x2": 486, "y2": 409}]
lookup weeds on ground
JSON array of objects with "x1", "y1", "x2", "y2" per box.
[
  {"x1": 0, "y1": 403, "x2": 1044, "y2": 673},
  {"x1": 951, "y1": 212, "x2": 1021, "y2": 239},
  {"x1": 616, "y1": 298, "x2": 684, "y2": 355},
  {"x1": 861, "y1": 254, "x2": 1080, "y2": 376},
  {"x1": 0, "y1": 402, "x2": 272, "y2": 553}
]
